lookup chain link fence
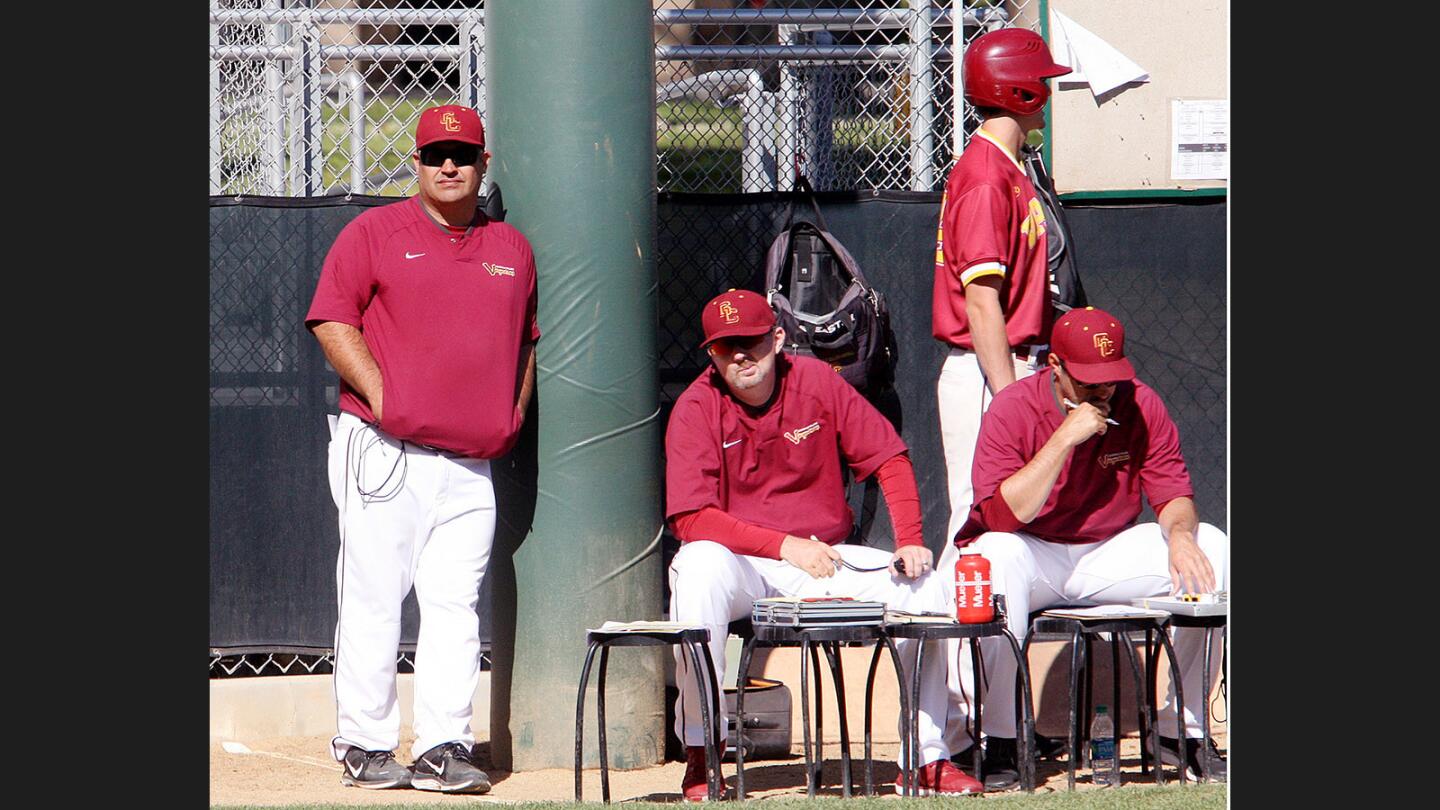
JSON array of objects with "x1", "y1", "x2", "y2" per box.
[
  {"x1": 210, "y1": 0, "x2": 486, "y2": 197},
  {"x1": 210, "y1": 1, "x2": 1045, "y2": 197},
  {"x1": 654, "y1": 0, "x2": 1040, "y2": 193}
]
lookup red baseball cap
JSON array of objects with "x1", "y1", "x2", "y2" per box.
[
  {"x1": 1050, "y1": 306, "x2": 1135, "y2": 384},
  {"x1": 701, "y1": 289, "x2": 775, "y2": 348},
  {"x1": 415, "y1": 104, "x2": 485, "y2": 150}
]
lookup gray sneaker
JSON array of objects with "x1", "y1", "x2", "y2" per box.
[
  {"x1": 340, "y1": 748, "x2": 411, "y2": 789},
  {"x1": 412, "y1": 741, "x2": 492, "y2": 794}
]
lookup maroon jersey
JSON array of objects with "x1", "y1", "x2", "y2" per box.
[
  {"x1": 958, "y1": 369, "x2": 1194, "y2": 546},
  {"x1": 665, "y1": 354, "x2": 907, "y2": 547},
  {"x1": 306, "y1": 197, "x2": 541, "y2": 458},
  {"x1": 931, "y1": 130, "x2": 1053, "y2": 349}
]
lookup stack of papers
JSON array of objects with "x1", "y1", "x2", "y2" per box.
[
  {"x1": 1041, "y1": 605, "x2": 1170, "y2": 621},
  {"x1": 590, "y1": 620, "x2": 706, "y2": 633},
  {"x1": 884, "y1": 610, "x2": 958, "y2": 625},
  {"x1": 752, "y1": 596, "x2": 886, "y2": 627}
]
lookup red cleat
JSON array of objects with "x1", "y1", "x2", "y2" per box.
[
  {"x1": 893, "y1": 758, "x2": 984, "y2": 796},
  {"x1": 681, "y1": 745, "x2": 723, "y2": 802}
]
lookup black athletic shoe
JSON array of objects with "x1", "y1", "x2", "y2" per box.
[
  {"x1": 979, "y1": 737, "x2": 1022, "y2": 791},
  {"x1": 412, "y1": 741, "x2": 492, "y2": 794},
  {"x1": 952, "y1": 732, "x2": 1062, "y2": 762},
  {"x1": 1158, "y1": 736, "x2": 1227, "y2": 782},
  {"x1": 340, "y1": 748, "x2": 411, "y2": 789}
]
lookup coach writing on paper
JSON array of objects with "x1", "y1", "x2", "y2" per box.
[
  {"x1": 304, "y1": 104, "x2": 539, "y2": 794},
  {"x1": 663, "y1": 289, "x2": 982, "y2": 800}
]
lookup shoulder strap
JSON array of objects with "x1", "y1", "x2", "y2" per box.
[
  {"x1": 1021, "y1": 145, "x2": 1088, "y2": 312},
  {"x1": 1021, "y1": 146, "x2": 1063, "y2": 257},
  {"x1": 782, "y1": 173, "x2": 830, "y2": 233}
]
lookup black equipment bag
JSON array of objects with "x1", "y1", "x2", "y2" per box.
[
  {"x1": 763, "y1": 176, "x2": 897, "y2": 393},
  {"x1": 1021, "y1": 144, "x2": 1088, "y2": 315},
  {"x1": 722, "y1": 677, "x2": 792, "y2": 761}
]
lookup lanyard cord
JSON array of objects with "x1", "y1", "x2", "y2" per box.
[{"x1": 347, "y1": 422, "x2": 408, "y2": 502}]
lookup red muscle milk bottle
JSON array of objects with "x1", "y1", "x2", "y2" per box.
[{"x1": 954, "y1": 547, "x2": 994, "y2": 623}]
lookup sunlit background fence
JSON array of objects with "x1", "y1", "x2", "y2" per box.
[{"x1": 210, "y1": 0, "x2": 1046, "y2": 196}]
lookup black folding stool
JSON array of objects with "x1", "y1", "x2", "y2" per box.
[
  {"x1": 884, "y1": 594, "x2": 1038, "y2": 794},
  {"x1": 731, "y1": 622, "x2": 907, "y2": 799},
  {"x1": 574, "y1": 627, "x2": 722, "y2": 802},
  {"x1": 1141, "y1": 611, "x2": 1227, "y2": 782},
  {"x1": 1023, "y1": 610, "x2": 1187, "y2": 790}
]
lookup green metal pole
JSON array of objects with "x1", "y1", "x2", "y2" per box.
[{"x1": 485, "y1": 0, "x2": 663, "y2": 772}]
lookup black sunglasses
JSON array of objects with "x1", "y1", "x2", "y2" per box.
[
  {"x1": 418, "y1": 143, "x2": 482, "y2": 167},
  {"x1": 709, "y1": 332, "x2": 772, "y2": 357}
]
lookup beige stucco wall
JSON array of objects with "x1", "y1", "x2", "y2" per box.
[{"x1": 1047, "y1": 0, "x2": 1228, "y2": 194}]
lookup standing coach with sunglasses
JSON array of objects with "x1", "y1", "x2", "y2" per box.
[
  {"x1": 305, "y1": 104, "x2": 539, "y2": 794},
  {"x1": 956, "y1": 307, "x2": 1229, "y2": 784},
  {"x1": 663, "y1": 289, "x2": 984, "y2": 800}
]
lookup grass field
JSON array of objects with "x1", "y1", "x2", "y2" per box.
[{"x1": 213, "y1": 782, "x2": 1226, "y2": 810}]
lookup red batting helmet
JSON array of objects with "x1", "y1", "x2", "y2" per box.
[{"x1": 962, "y1": 28, "x2": 1071, "y2": 116}]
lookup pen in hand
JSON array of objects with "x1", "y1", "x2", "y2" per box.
[{"x1": 1062, "y1": 397, "x2": 1119, "y2": 426}]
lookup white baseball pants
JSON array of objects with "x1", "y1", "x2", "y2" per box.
[
  {"x1": 970, "y1": 522, "x2": 1230, "y2": 738},
  {"x1": 669, "y1": 541, "x2": 956, "y2": 766},
  {"x1": 326, "y1": 412, "x2": 496, "y2": 761},
  {"x1": 935, "y1": 347, "x2": 1039, "y2": 750}
]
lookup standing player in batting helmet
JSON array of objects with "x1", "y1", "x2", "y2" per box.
[{"x1": 928, "y1": 27, "x2": 1071, "y2": 788}]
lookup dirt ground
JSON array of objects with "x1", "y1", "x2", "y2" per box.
[{"x1": 209, "y1": 731, "x2": 1226, "y2": 805}]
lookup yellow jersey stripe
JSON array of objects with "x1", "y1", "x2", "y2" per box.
[{"x1": 960, "y1": 262, "x2": 1006, "y2": 286}]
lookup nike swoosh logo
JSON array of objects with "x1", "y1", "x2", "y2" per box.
[
  {"x1": 405, "y1": 251, "x2": 426, "y2": 259},
  {"x1": 347, "y1": 759, "x2": 364, "y2": 777},
  {"x1": 723, "y1": 439, "x2": 742, "y2": 449}
]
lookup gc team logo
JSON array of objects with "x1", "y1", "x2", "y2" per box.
[
  {"x1": 718, "y1": 300, "x2": 739, "y2": 324},
  {"x1": 442, "y1": 111, "x2": 462, "y2": 132},
  {"x1": 1093, "y1": 332, "x2": 1116, "y2": 357},
  {"x1": 784, "y1": 421, "x2": 822, "y2": 445},
  {"x1": 482, "y1": 262, "x2": 515, "y2": 277}
]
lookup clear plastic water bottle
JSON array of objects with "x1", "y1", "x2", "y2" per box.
[{"x1": 1089, "y1": 705, "x2": 1118, "y2": 786}]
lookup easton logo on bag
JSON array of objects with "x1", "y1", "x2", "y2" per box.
[
  {"x1": 764, "y1": 175, "x2": 897, "y2": 393},
  {"x1": 1021, "y1": 144, "x2": 1087, "y2": 315}
]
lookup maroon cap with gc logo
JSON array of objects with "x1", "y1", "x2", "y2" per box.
[
  {"x1": 1049, "y1": 306, "x2": 1136, "y2": 384},
  {"x1": 701, "y1": 289, "x2": 775, "y2": 348},
  {"x1": 416, "y1": 104, "x2": 485, "y2": 150}
]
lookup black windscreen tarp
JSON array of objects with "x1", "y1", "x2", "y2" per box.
[{"x1": 210, "y1": 193, "x2": 1225, "y2": 649}]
